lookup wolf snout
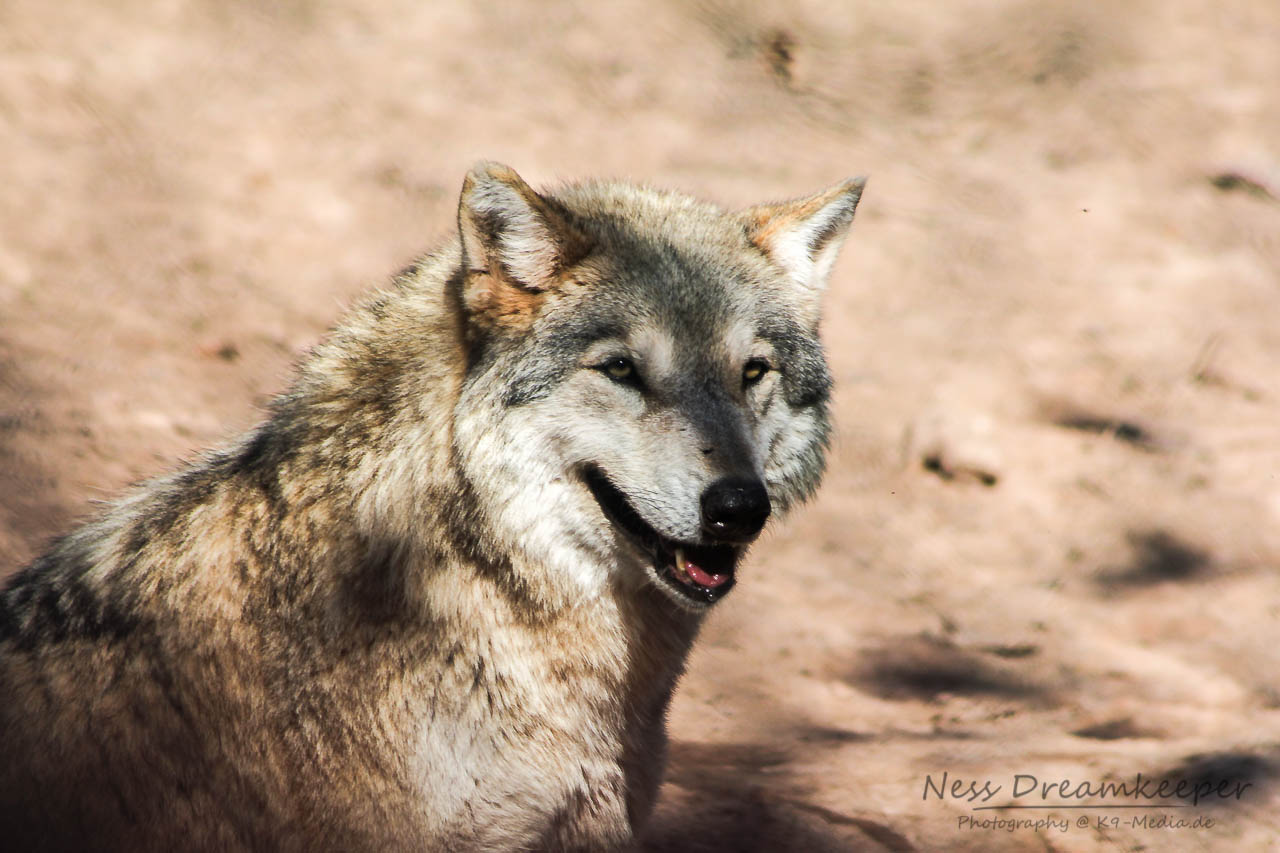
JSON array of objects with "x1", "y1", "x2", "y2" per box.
[{"x1": 700, "y1": 476, "x2": 771, "y2": 543}]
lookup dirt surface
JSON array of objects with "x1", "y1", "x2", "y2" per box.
[{"x1": 3, "y1": 1, "x2": 1279, "y2": 849}]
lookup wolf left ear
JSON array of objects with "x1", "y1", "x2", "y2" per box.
[
  {"x1": 742, "y1": 177, "x2": 866, "y2": 309},
  {"x1": 457, "y1": 162, "x2": 590, "y2": 295}
]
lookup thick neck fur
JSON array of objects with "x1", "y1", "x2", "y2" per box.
[{"x1": 292, "y1": 241, "x2": 702, "y2": 636}]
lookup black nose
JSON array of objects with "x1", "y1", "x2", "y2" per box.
[{"x1": 700, "y1": 476, "x2": 771, "y2": 542}]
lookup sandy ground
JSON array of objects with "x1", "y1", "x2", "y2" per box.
[{"x1": 3, "y1": 0, "x2": 1280, "y2": 849}]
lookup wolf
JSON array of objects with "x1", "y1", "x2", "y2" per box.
[{"x1": 0, "y1": 163, "x2": 863, "y2": 851}]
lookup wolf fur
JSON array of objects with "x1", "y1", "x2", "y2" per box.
[{"x1": 0, "y1": 163, "x2": 863, "y2": 851}]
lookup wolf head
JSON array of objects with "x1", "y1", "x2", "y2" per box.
[{"x1": 451, "y1": 163, "x2": 863, "y2": 612}]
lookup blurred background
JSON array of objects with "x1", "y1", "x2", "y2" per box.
[{"x1": 2, "y1": 1, "x2": 1279, "y2": 849}]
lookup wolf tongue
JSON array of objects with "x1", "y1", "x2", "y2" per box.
[
  {"x1": 678, "y1": 550, "x2": 730, "y2": 588},
  {"x1": 686, "y1": 563, "x2": 729, "y2": 588}
]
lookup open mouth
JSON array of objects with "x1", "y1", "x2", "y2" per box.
[{"x1": 582, "y1": 466, "x2": 738, "y2": 606}]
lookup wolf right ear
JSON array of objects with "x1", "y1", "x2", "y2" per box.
[
  {"x1": 742, "y1": 177, "x2": 866, "y2": 315},
  {"x1": 457, "y1": 162, "x2": 590, "y2": 296}
]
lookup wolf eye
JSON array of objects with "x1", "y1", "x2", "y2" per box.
[
  {"x1": 600, "y1": 357, "x2": 640, "y2": 387},
  {"x1": 742, "y1": 359, "x2": 770, "y2": 386}
]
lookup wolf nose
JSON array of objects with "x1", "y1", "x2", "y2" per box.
[{"x1": 700, "y1": 476, "x2": 771, "y2": 542}]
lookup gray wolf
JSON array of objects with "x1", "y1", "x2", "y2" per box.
[{"x1": 0, "y1": 163, "x2": 864, "y2": 851}]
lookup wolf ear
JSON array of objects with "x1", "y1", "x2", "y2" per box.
[
  {"x1": 457, "y1": 162, "x2": 589, "y2": 294},
  {"x1": 743, "y1": 177, "x2": 866, "y2": 303}
]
